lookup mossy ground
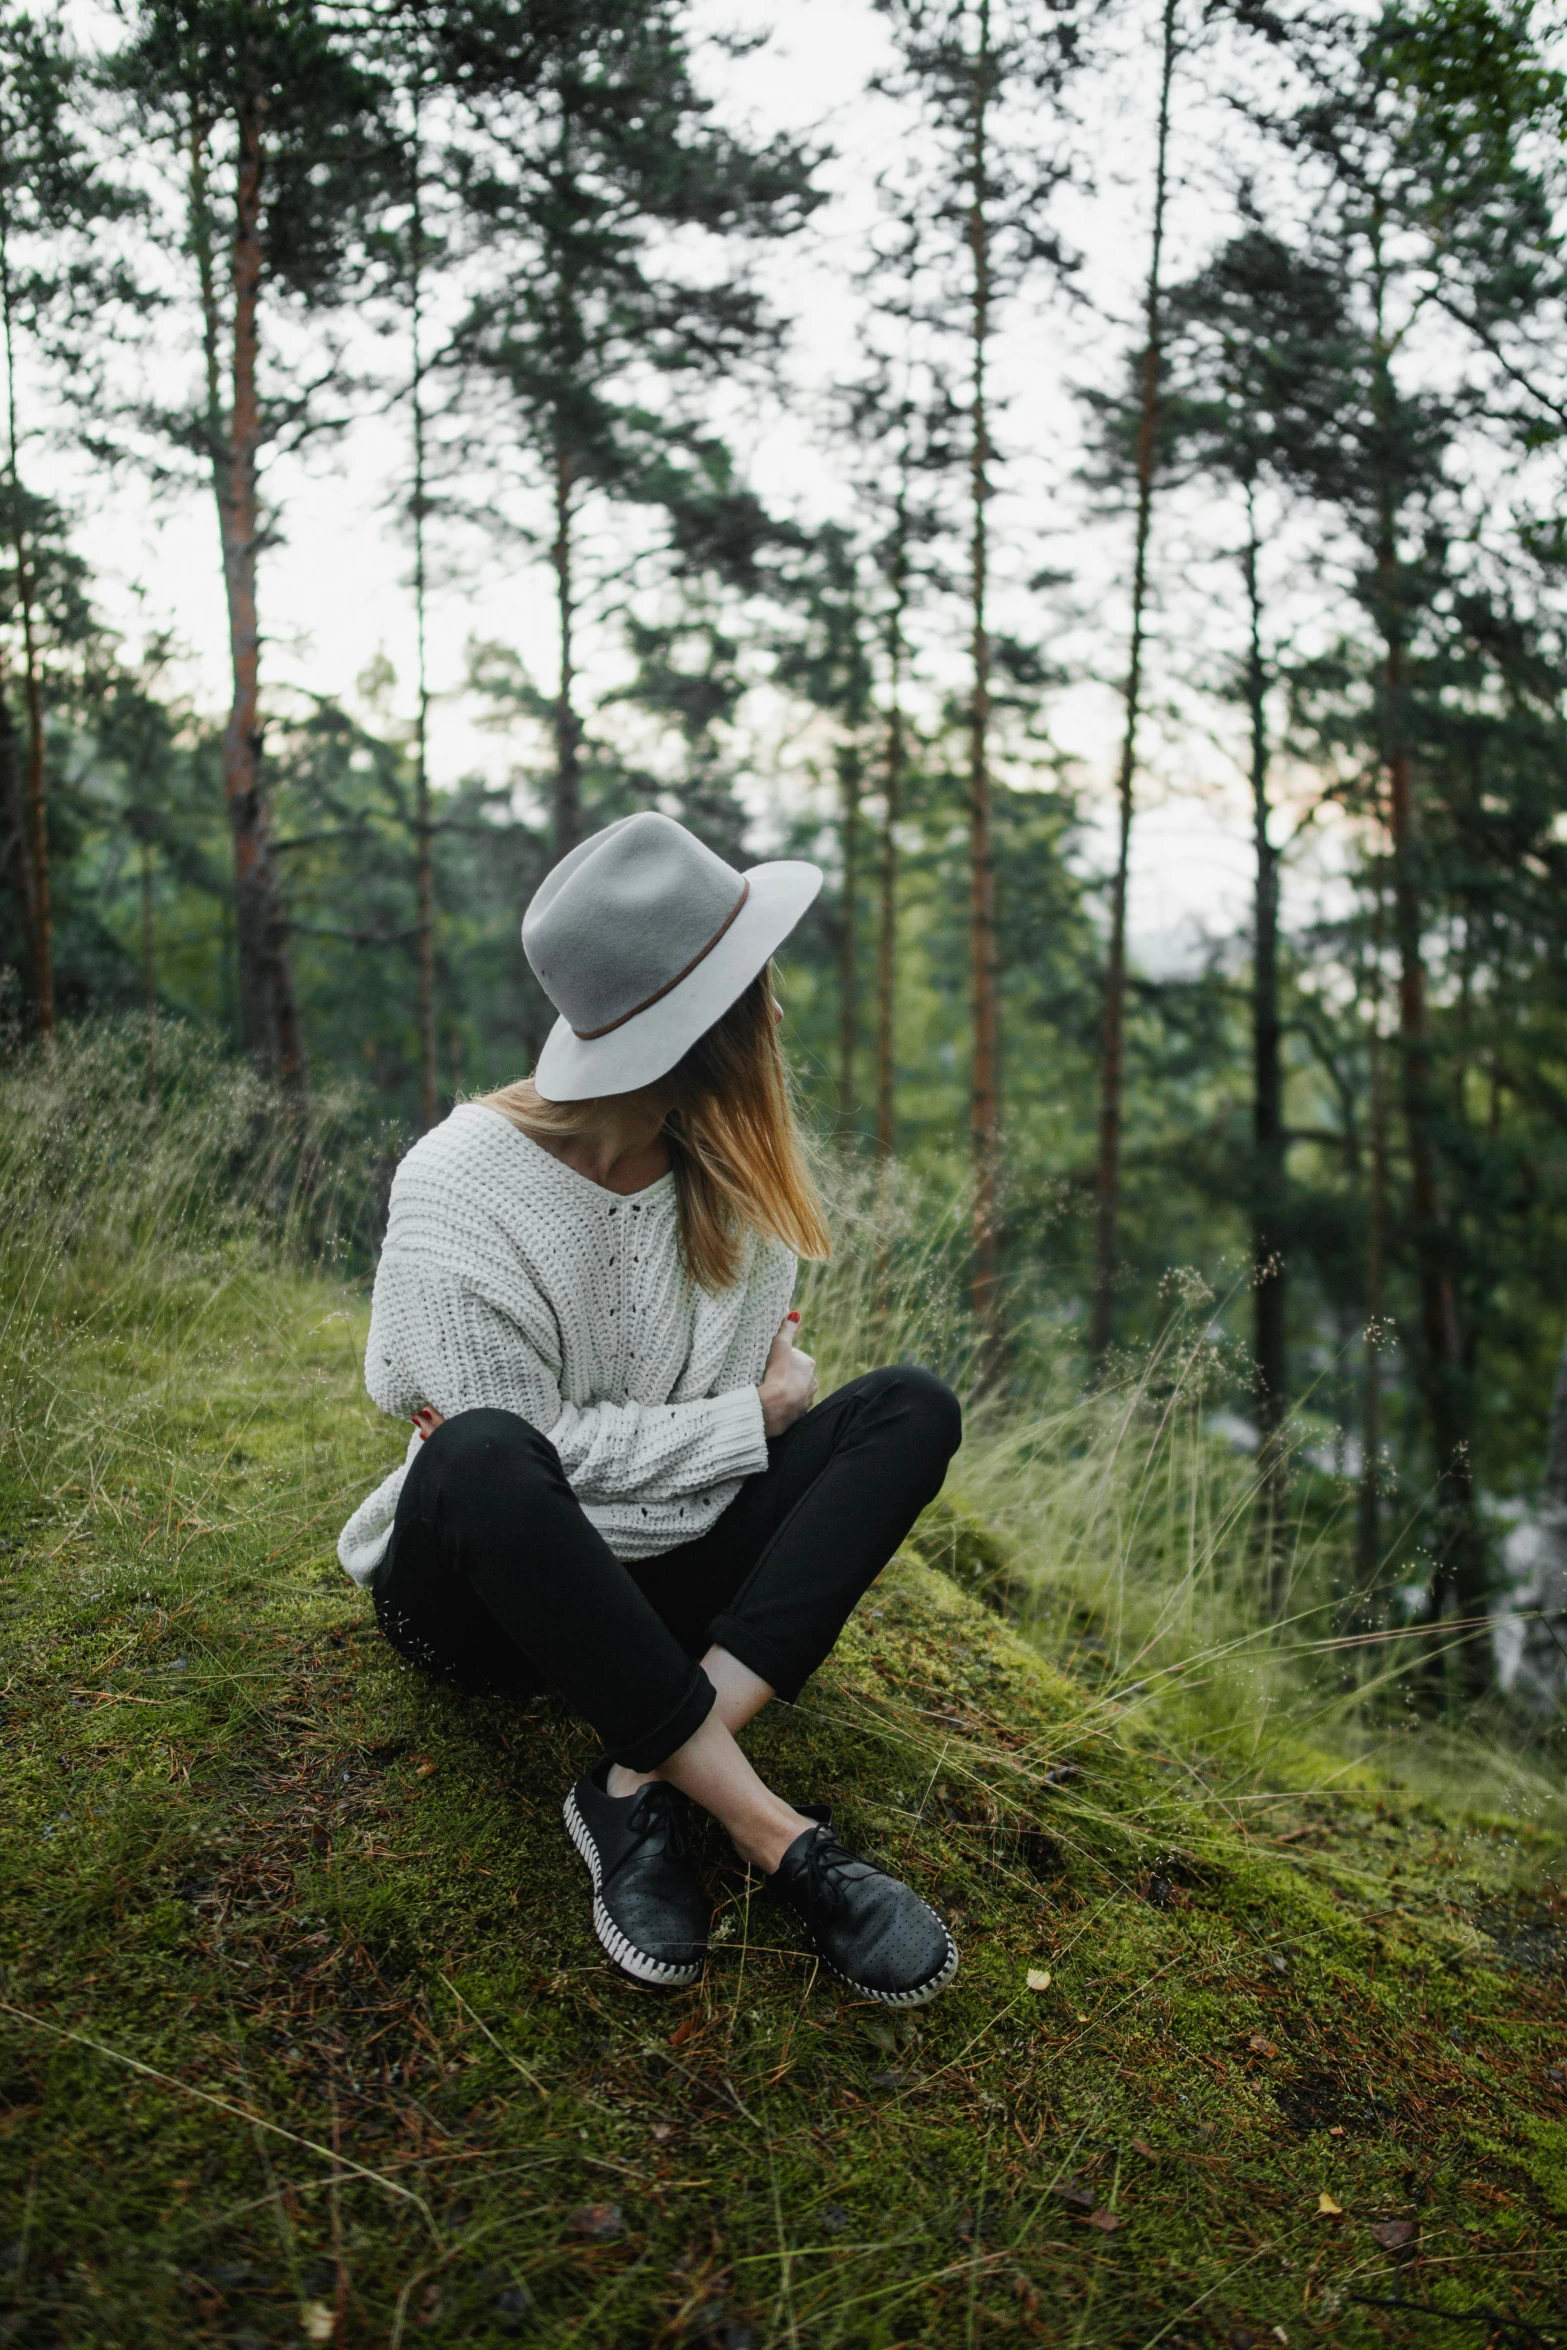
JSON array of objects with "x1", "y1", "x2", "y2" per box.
[{"x1": 1, "y1": 1259, "x2": 1565, "y2": 2348}]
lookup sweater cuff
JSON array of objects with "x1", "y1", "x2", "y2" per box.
[{"x1": 703, "y1": 1381, "x2": 770, "y2": 1482}]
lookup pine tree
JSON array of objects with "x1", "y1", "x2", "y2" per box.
[
  {"x1": 0, "y1": 479, "x2": 95, "y2": 1017},
  {"x1": 98, "y1": 1, "x2": 399, "y2": 1087},
  {"x1": 0, "y1": 7, "x2": 134, "y2": 1040},
  {"x1": 1155, "y1": 222, "x2": 1352, "y2": 1598},
  {"x1": 772, "y1": 523, "x2": 876, "y2": 1130},
  {"x1": 874, "y1": 0, "x2": 1087, "y2": 1343},
  {"x1": 842, "y1": 139, "x2": 962, "y2": 1168},
  {"x1": 1090, "y1": 0, "x2": 1179, "y2": 1368},
  {"x1": 405, "y1": 71, "x2": 439, "y2": 1131},
  {"x1": 850, "y1": 361, "x2": 949, "y2": 1160},
  {"x1": 92, "y1": 645, "x2": 183, "y2": 1081},
  {"x1": 1224, "y1": 2, "x2": 1564, "y2": 1671},
  {"x1": 1283, "y1": 9, "x2": 1559, "y2": 1681},
  {"x1": 319, "y1": 0, "x2": 580, "y2": 1125},
  {"x1": 838, "y1": 317, "x2": 955, "y2": 1163},
  {"x1": 438, "y1": 1, "x2": 821, "y2": 864}
]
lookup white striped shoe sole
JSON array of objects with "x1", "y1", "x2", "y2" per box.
[
  {"x1": 562, "y1": 1790, "x2": 704, "y2": 1988},
  {"x1": 799, "y1": 1920, "x2": 960, "y2": 2008}
]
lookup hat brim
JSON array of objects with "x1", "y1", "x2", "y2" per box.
[{"x1": 532, "y1": 858, "x2": 823, "y2": 1102}]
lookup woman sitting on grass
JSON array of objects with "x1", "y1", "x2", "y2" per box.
[{"x1": 338, "y1": 811, "x2": 962, "y2": 2005}]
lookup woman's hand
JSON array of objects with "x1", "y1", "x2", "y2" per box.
[
  {"x1": 759, "y1": 1311, "x2": 817, "y2": 1440},
  {"x1": 412, "y1": 1405, "x2": 445, "y2": 1442}
]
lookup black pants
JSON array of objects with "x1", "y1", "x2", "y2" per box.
[{"x1": 371, "y1": 1366, "x2": 961, "y2": 1771}]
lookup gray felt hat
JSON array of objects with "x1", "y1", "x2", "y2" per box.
[{"x1": 522, "y1": 811, "x2": 822, "y2": 1101}]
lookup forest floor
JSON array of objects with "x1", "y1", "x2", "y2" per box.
[{"x1": 1, "y1": 1254, "x2": 1565, "y2": 2349}]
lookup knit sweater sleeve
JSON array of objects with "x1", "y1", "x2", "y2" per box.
[
  {"x1": 365, "y1": 1243, "x2": 769, "y2": 1506},
  {"x1": 550, "y1": 1381, "x2": 767, "y2": 1502}
]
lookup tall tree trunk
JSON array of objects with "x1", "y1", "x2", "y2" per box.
[
  {"x1": 409, "y1": 106, "x2": 438, "y2": 1131},
  {"x1": 551, "y1": 435, "x2": 582, "y2": 864},
  {"x1": 874, "y1": 515, "x2": 908, "y2": 1325},
  {"x1": 194, "y1": 104, "x2": 303, "y2": 1087},
  {"x1": 215, "y1": 885, "x2": 233, "y2": 1042},
  {"x1": 877, "y1": 525, "x2": 908, "y2": 1165},
  {"x1": 140, "y1": 834, "x2": 158, "y2": 1092},
  {"x1": 1244, "y1": 494, "x2": 1288, "y2": 1600},
  {"x1": 1358, "y1": 878, "x2": 1389, "y2": 1590},
  {"x1": 1542, "y1": 1335, "x2": 1567, "y2": 1507},
  {"x1": 966, "y1": 0, "x2": 1000, "y2": 1347},
  {"x1": 1, "y1": 199, "x2": 52, "y2": 1041},
  {"x1": 0, "y1": 653, "x2": 32, "y2": 968},
  {"x1": 1385, "y1": 670, "x2": 1487, "y2": 1678},
  {"x1": 1089, "y1": 0, "x2": 1178, "y2": 1366},
  {"x1": 14, "y1": 521, "x2": 49, "y2": 1039},
  {"x1": 838, "y1": 740, "x2": 861, "y2": 1134},
  {"x1": 876, "y1": 720, "x2": 902, "y2": 1162},
  {"x1": 1371, "y1": 284, "x2": 1487, "y2": 1689},
  {"x1": 1502, "y1": 1326, "x2": 1567, "y2": 1711}
]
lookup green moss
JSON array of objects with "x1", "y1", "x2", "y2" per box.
[
  {"x1": 1515, "y1": 2118, "x2": 1567, "y2": 2215},
  {"x1": 1, "y1": 1266, "x2": 1565, "y2": 2347},
  {"x1": 902, "y1": 1496, "x2": 1012, "y2": 1608}
]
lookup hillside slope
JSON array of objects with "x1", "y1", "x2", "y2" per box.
[{"x1": 1, "y1": 1256, "x2": 1564, "y2": 2349}]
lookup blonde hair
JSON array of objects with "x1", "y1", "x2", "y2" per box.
[{"x1": 479, "y1": 967, "x2": 830, "y2": 1293}]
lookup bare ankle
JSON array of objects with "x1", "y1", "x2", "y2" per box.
[
  {"x1": 733, "y1": 1801, "x2": 814, "y2": 1876},
  {"x1": 606, "y1": 1762, "x2": 658, "y2": 1800}
]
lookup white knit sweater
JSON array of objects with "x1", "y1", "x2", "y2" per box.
[{"x1": 336, "y1": 1103, "x2": 796, "y2": 1584}]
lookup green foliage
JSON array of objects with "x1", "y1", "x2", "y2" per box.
[
  {"x1": 1377, "y1": 0, "x2": 1567, "y2": 153},
  {"x1": 101, "y1": 1, "x2": 400, "y2": 313}
]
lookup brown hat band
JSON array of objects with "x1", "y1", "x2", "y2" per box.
[{"x1": 570, "y1": 878, "x2": 752, "y2": 1040}]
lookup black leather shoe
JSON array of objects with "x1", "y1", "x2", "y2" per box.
[
  {"x1": 563, "y1": 1761, "x2": 709, "y2": 1987},
  {"x1": 767, "y1": 1804, "x2": 958, "y2": 2007}
]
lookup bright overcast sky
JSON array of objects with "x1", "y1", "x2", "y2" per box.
[{"x1": 45, "y1": 0, "x2": 1377, "y2": 968}]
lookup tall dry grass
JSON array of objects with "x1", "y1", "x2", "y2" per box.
[
  {"x1": 3, "y1": 1020, "x2": 1559, "y2": 1827},
  {"x1": 798, "y1": 1168, "x2": 1566, "y2": 1824},
  {"x1": 0, "y1": 1021, "x2": 389, "y2": 1512}
]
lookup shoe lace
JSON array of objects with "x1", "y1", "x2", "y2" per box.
[
  {"x1": 797, "y1": 1827, "x2": 867, "y2": 1918},
  {"x1": 627, "y1": 1782, "x2": 689, "y2": 1862}
]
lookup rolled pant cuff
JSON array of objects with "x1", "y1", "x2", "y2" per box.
[
  {"x1": 611, "y1": 1666, "x2": 716, "y2": 1773},
  {"x1": 706, "y1": 1613, "x2": 809, "y2": 1705}
]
